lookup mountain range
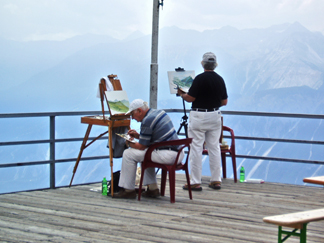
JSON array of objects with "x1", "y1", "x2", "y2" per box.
[{"x1": 1, "y1": 21, "x2": 324, "y2": 114}]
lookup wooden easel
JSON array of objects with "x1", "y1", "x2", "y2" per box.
[{"x1": 69, "y1": 75, "x2": 130, "y2": 197}]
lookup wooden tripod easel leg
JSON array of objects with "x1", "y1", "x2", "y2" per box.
[{"x1": 69, "y1": 124, "x2": 93, "y2": 187}]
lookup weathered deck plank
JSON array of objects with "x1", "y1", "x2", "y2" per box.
[{"x1": 0, "y1": 174, "x2": 323, "y2": 242}]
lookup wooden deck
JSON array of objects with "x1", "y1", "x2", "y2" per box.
[{"x1": 0, "y1": 174, "x2": 323, "y2": 243}]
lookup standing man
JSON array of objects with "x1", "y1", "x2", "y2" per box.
[
  {"x1": 177, "y1": 52, "x2": 228, "y2": 190},
  {"x1": 113, "y1": 99, "x2": 184, "y2": 199}
]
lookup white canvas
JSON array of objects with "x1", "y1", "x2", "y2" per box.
[{"x1": 167, "y1": 70, "x2": 195, "y2": 94}]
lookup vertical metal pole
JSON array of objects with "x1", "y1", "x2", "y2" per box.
[
  {"x1": 49, "y1": 116, "x2": 55, "y2": 189},
  {"x1": 150, "y1": 0, "x2": 160, "y2": 109},
  {"x1": 301, "y1": 224, "x2": 307, "y2": 243},
  {"x1": 278, "y1": 226, "x2": 282, "y2": 243}
]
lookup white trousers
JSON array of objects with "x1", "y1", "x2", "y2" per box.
[
  {"x1": 188, "y1": 110, "x2": 222, "y2": 184},
  {"x1": 118, "y1": 148, "x2": 185, "y2": 190}
]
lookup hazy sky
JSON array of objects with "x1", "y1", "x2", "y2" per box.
[{"x1": 1, "y1": 0, "x2": 323, "y2": 41}]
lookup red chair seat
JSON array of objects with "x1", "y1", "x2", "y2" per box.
[
  {"x1": 203, "y1": 125, "x2": 237, "y2": 183},
  {"x1": 138, "y1": 138, "x2": 193, "y2": 203}
]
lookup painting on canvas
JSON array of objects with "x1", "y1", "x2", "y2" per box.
[
  {"x1": 167, "y1": 70, "x2": 195, "y2": 94},
  {"x1": 105, "y1": 90, "x2": 130, "y2": 115}
]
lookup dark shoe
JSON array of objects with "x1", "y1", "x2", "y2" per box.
[
  {"x1": 112, "y1": 189, "x2": 136, "y2": 199},
  {"x1": 142, "y1": 188, "x2": 160, "y2": 198},
  {"x1": 209, "y1": 181, "x2": 221, "y2": 190},
  {"x1": 183, "y1": 183, "x2": 202, "y2": 191}
]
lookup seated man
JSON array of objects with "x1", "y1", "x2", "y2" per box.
[{"x1": 113, "y1": 99, "x2": 184, "y2": 199}]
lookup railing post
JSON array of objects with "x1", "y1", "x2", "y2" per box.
[{"x1": 49, "y1": 116, "x2": 55, "y2": 189}]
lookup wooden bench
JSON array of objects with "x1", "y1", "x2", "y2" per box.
[
  {"x1": 303, "y1": 176, "x2": 324, "y2": 186},
  {"x1": 263, "y1": 208, "x2": 324, "y2": 243}
]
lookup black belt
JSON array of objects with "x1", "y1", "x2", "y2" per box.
[
  {"x1": 156, "y1": 147, "x2": 179, "y2": 152},
  {"x1": 192, "y1": 108, "x2": 219, "y2": 112}
]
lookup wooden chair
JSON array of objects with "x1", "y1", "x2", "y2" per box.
[
  {"x1": 203, "y1": 118, "x2": 237, "y2": 183},
  {"x1": 138, "y1": 138, "x2": 193, "y2": 203}
]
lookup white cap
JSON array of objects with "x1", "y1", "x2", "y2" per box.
[
  {"x1": 126, "y1": 99, "x2": 147, "y2": 115},
  {"x1": 202, "y1": 52, "x2": 216, "y2": 63}
]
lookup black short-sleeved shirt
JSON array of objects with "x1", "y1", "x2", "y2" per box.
[{"x1": 188, "y1": 71, "x2": 228, "y2": 109}]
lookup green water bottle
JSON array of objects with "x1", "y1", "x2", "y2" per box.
[
  {"x1": 240, "y1": 166, "x2": 245, "y2": 183},
  {"x1": 102, "y1": 177, "x2": 108, "y2": 195}
]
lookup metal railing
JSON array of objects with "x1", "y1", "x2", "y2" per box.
[
  {"x1": 219, "y1": 110, "x2": 324, "y2": 165},
  {"x1": 0, "y1": 111, "x2": 109, "y2": 190},
  {"x1": 1, "y1": 110, "x2": 324, "y2": 192}
]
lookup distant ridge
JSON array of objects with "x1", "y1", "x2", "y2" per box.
[{"x1": 0, "y1": 22, "x2": 324, "y2": 114}]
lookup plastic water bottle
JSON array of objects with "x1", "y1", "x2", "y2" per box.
[
  {"x1": 245, "y1": 179, "x2": 264, "y2": 184},
  {"x1": 102, "y1": 177, "x2": 108, "y2": 195},
  {"x1": 240, "y1": 166, "x2": 245, "y2": 182}
]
